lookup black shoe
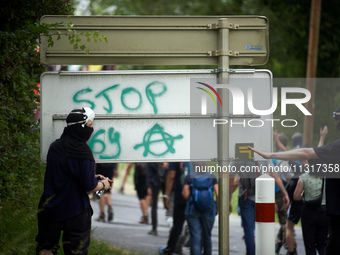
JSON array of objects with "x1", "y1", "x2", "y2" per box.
[
  {"x1": 286, "y1": 250, "x2": 298, "y2": 255},
  {"x1": 148, "y1": 229, "x2": 158, "y2": 236},
  {"x1": 159, "y1": 247, "x2": 172, "y2": 255}
]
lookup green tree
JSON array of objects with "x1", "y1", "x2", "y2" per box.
[{"x1": 0, "y1": 1, "x2": 74, "y2": 200}]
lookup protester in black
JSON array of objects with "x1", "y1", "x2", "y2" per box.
[
  {"x1": 312, "y1": 142, "x2": 340, "y2": 255},
  {"x1": 36, "y1": 108, "x2": 112, "y2": 255},
  {"x1": 146, "y1": 162, "x2": 163, "y2": 236},
  {"x1": 294, "y1": 171, "x2": 329, "y2": 255},
  {"x1": 159, "y1": 162, "x2": 187, "y2": 255}
]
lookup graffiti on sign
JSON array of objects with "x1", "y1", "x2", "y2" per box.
[
  {"x1": 87, "y1": 123, "x2": 184, "y2": 159},
  {"x1": 70, "y1": 80, "x2": 185, "y2": 160},
  {"x1": 89, "y1": 127, "x2": 121, "y2": 159},
  {"x1": 134, "y1": 124, "x2": 184, "y2": 157},
  {"x1": 72, "y1": 81, "x2": 167, "y2": 114}
]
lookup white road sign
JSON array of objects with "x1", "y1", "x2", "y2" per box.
[{"x1": 40, "y1": 69, "x2": 272, "y2": 162}]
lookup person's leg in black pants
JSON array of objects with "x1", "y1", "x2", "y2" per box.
[
  {"x1": 315, "y1": 206, "x2": 329, "y2": 255},
  {"x1": 63, "y1": 206, "x2": 92, "y2": 255},
  {"x1": 149, "y1": 184, "x2": 160, "y2": 235},
  {"x1": 163, "y1": 199, "x2": 186, "y2": 253},
  {"x1": 327, "y1": 215, "x2": 340, "y2": 255},
  {"x1": 301, "y1": 206, "x2": 317, "y2": 255}
]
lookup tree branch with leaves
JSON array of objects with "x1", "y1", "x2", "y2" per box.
[{"x1": 40, "y1": 16, "x2": 108, "y2": 55}]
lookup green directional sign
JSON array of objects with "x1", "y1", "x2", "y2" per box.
[{"x1": 40, "y1": 15, "x2": 269, "y2": 66}]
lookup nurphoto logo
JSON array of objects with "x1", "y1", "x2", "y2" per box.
[
  {"x1": 196, "y1": 82, "x2": 222, "y2": 115},
  {"x1": 196, "y1": 81, "x2": 312, "y2": 128}
]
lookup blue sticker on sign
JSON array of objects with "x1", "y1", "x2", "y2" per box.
[{"x1": 246, "y1": 45, "x2": 263, "y2": 50}]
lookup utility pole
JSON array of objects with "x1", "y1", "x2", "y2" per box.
[{"x1": 303, "y1": 0, "x2": 322, "y2": 146}]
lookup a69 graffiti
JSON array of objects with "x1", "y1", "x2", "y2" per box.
[{"x1": 88, "y1": 124, "x2": 184, "y2": 160}]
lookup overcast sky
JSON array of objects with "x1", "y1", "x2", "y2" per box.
[{"x1": 74, "y1": 0, "x2": 90, "y2": 15}]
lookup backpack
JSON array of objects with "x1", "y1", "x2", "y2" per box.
[
  {"x1": 187, "y1": 178, "x2": 214, "y2": 214},
  {"x1": 304, "y1": 178, "x2": 324, "y2": 210},
  {"x1": 239, "y1": 176, "x2": 256, "y2": 199},
  {"x1": 231, "y1": 161, "x2": 258, "y2": 200}
]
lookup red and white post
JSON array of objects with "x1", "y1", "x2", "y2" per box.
[{"x1": 255, "y1": 174, "x2": 275, "y2": 255}]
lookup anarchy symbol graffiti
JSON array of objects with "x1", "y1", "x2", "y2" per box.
[{"x1": 134, "y1": 124, "x2": 183, "y2": 157}]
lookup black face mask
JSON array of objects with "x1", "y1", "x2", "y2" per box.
[
  {"x1": 65, "y1": 124, "x2": 94, "y2": 142},
  {"x1": 51, "y1": 125, "x2": 95, "y2": 161},
  {"x1": 336, "y1": 122, "x2": 340, "y2": 131},
  {"x1": 78, "y1": 125, "x2": 94, "y2": 142}
]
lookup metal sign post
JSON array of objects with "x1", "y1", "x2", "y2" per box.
[{"x1": 217, "y1": 18, "x2": 230, "y2": 255}]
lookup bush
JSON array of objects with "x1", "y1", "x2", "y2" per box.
[
  {"x1": 0, "y1": 1, "x2": 70, "y2": 253},
  {"x1": 0, "y1": 0, "x2": 73, "y2": 200}
]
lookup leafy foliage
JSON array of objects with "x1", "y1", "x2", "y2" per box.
[
  {"x1": 0, "y1": 1, "x2": 74, "y2": 200},
  {"x1": 42, "y1": 17, "x2": 108, "y2": 55}
]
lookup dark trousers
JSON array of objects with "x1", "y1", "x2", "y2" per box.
[
  {"x1": 327, "y1": 215, "x2": 340, "y2": 255},
  {"x1": 275, "y1": 191, "x2": 287, "y2": 246},
  {"x1": 36, "y1": 206, "x2": 92, "y2": 255},
  {"x1": 150, "y1": 184, "x2": 160, "y2": 230},
  {"x1": 186, "y1": 203, "x2": 216, "y2": 255},
  {"x1": 239, "y1": 197, "x2": 255, "y2": 255},
  {"x1": 164, "y1": 198, "x2": 186, "y2": 252},
  {"x1": 301, "y1": 205, "x2": 329, "y2": 255}
]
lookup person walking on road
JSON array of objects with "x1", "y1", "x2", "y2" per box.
[
  {"x1": 123, "y1": 163, "x2": 151, "y2": 224},
  {"x1": 182, "y1": 171, "x2": 218, "y2": 255},
  {"x1": 272, "y1": 131, "x2": 291, "y2": 254},
  {"x1": 272, "y1": 130, "x2": 303, "y2": 255},
  {"x1": 95, "y1": 163, "x2": 117, "y2": 222},
  {"x1": 36, "y1": 107, "x2": 112, "y2": 255},
  {"x1": 159, "y1": 162, "x2": 189, "y2": 255},
  {"x1": 293, "y1": 171, "x2": 329, "y2": 255},
  {"x1": 146, "y1": 162, "x2": 164, "y2": 236}
]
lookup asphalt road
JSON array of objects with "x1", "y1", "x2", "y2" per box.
[{"x1": 91, "y1": 189, "x2": 305, "y2": 255}]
